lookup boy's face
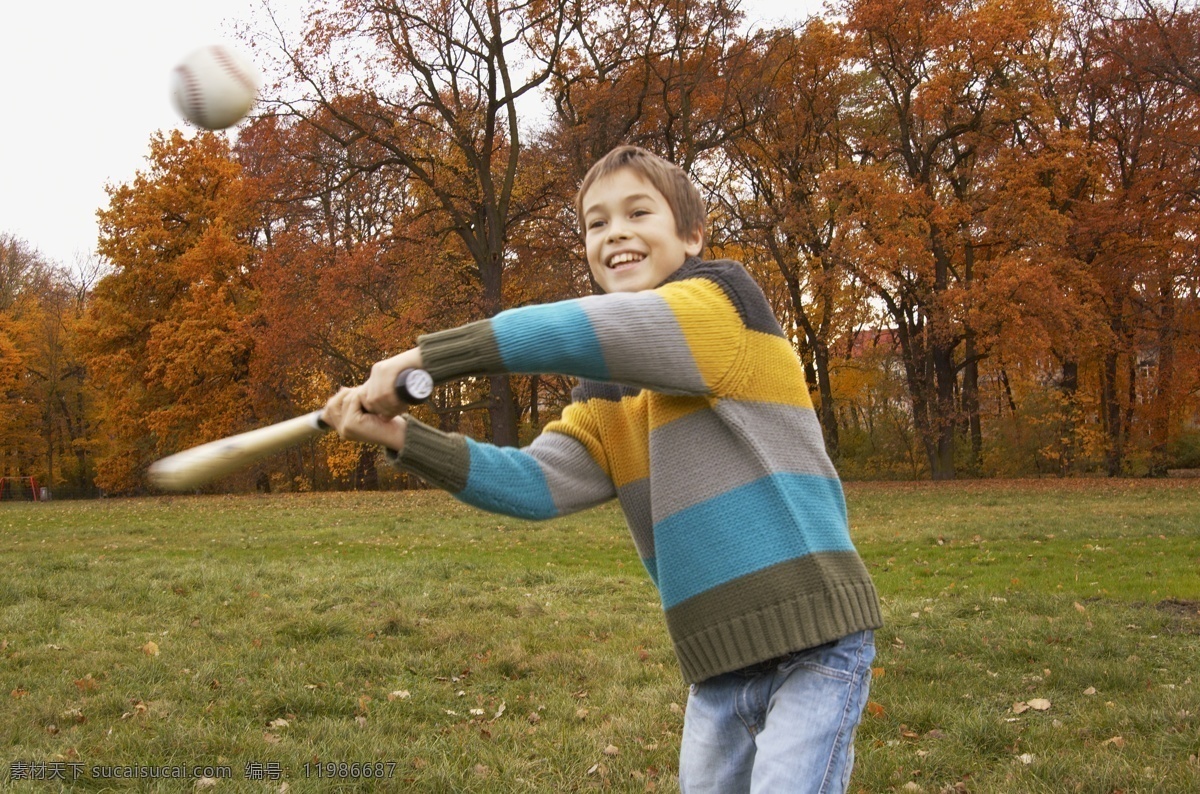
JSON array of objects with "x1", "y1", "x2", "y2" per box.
[{"x1": 581, "y1": 168, "x2": 703, "y2": 293}]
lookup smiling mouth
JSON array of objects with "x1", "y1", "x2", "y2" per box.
[{"x1": 607, "y1": 252, "x2": 645, "y2": 270}]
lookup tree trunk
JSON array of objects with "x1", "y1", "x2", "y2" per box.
[
  {"x1": 812, "y1": 341, "x2": 839, "y2": 461},
  {"x1": 355, "y1": 446, "x2": 379, "y2": 491},
  {"x1": 1102, "y1": 351, "x2": 1123, "y2": 477},
  {"x1": 529, "y1": 375, "x2": 540, "y2": 431},
  {"x1": 962, "y1": 335, "x2": 982, "y2": 475},
  {"x1": 932, "y1": 340, "x2": 958, "y2": 481},
  {"x1": 1150, "y1": 288, "x2": 1176, "y2": 475}
]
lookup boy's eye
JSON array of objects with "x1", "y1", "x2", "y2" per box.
[
  {"x1": 587, "y1": 219, "x2": 606, "y2": 230},
  {"x1": 631, "y1": 209, "x2": 649, "y2": 217}
]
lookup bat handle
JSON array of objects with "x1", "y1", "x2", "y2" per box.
[
  {"x1": 395, "y1": 368, "x2": 434, "y2": 405},
  {"x1": 315, "y1": 368, "x2": 433, "y2": 430}
]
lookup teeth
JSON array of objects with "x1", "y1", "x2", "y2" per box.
[{"x1": 608, "y1": 252, "x2": 643, "y2": 268}]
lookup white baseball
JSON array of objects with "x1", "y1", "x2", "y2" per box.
[{"x1": 170, "y1": 44, "x2": 262, "y2": 130}]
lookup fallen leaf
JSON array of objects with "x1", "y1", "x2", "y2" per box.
[
  {"x1": 355, "y1": 716, "x2": 367, "y2": 729},
  {"x1": 1018, "y1": 753, "x2": 1035, "y2": 765},
  {"x1": 867, "y1": 701, "x2": 886, "y2": 718},
  {"x1": 473, "y1": 764, "x2": 490, "y2": 777},
  {"x1": 1102, "y1": 736, "x2": 1126, "y2": 748},
  {"x1": 1012, "y1": 702, "x2": 1030, "y2": 714},
  {"x1": 1028, "y1": 698, "x2": 1052, "y2": 711},
  {"x1": 604, "y1": 744, "x2": 619, "y2": 756},
  {"x1": 141, "y1": 641, "x2": 160, "y2": 657},
  {"x1": 74, "y1": 675, "x2": 98, "y2": 692},
  {"x1": 1083, "y1": 687, "x2": 1097, "y2": 696},
  {"x1": 470, "y1": 709, "x2": 486, "y2": 717},
  {"x1": 195, "y1": 777, "x2": 219, "y2": 789},
  {"x1": 1074, "y1": 602, "x2": 1087, "y2": 613},
  {"x1": 872, "y1": 667, "x2": 885, "y2": 679},
  {"x1": 268, "y1": 718, "x2": 289, "y2": 729},
  {"x1": 576, "y1": 707, "x2": 590, "y2": 720},
  {"x1": 388, "y1": 690, "x2": 410, "y2": 701},
  {"x1": 493, "y1": 702, "x2": 506, "y2": 720},
  {"x1": 263, "y1": 732, "x2": 281, "y2": 744}
]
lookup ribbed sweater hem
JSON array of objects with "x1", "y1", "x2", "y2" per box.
[{"x1": 670, "y1": 580, "x2": 883, "y2": 683}]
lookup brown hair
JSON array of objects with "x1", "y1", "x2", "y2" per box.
[{"x1": 575, "y1": 145, "x2": 706, "y2": 245}]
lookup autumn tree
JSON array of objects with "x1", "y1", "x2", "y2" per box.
[
  {"x1": 0, "y1": 236, "x2": 52, "y2": 480},
  {"x1": 237, "y1": 109, "x2": 470, "y2": 488},
  {"x1": 548, "y1": 0, "x2": 767, "y2": 170},
  {"x1": 258, "y1": 0, "x2": 581, "y2": 447},
  {"x1": 718, "y1": 20, "x2": 869, "y2": 457},
  {"x1": 1052, "y1": 0, "x2": 1200, "y2": 474},
  {"x1": 0, "y1": 237, "x2": 98, "y2": 492},
  {"x1": 81, "y1": 131, "x2": 258, "y2": 493},
  {"x1": 832, "y1": 0, "x2": 1063, "y2": 478}
]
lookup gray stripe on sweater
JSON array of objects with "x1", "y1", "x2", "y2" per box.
[
  {"x1": 649, "y1": 401, "x2": 840, "y2": 522},
  {"x1": 616, "y1": 477, "x2": 654, "y2": 560},
  {"x1": 578, "y1": 292, "x2": 708, "y2": 395},
  {"x1": 526, "y1": 431, "x2": 616, "y2": 514}
]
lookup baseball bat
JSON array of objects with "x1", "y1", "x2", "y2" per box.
[{"x1": 147, "y1": 368, "x2": 434, "y2": 492}]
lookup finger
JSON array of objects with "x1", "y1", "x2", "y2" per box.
[
  {"x1": 320, "y1": 389, "x2": 346, "y2": 428},
  {"x1": 363, "y1": 380, "x2": 401, "y2": 418}
]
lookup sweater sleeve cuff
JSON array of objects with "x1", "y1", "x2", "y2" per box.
[
  {"x1": 387, "y1": 417, "x2": 471, "y2": 493},
  {"x1": 418, "y1": 321, "x2": 506, "y2": 382}
]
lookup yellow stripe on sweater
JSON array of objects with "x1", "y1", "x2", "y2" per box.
[
  {"x1": 544, "y1": 401, "x2": 612, "y2": 480},
  {"x1": 659, "y1": 278, "x2": 812, "y2": 409},
  {"x1": 586, "y1": 394, "x2": 650, "y2": 487},
  {"x1": 658, "y1": 279, "x2": 745, "y2": 393},
  {"x1": 734, "y1": 332, "x2": 814, "y2": 408}
]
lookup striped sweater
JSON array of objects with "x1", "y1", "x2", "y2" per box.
[{"x1": 394, "y1": 257, "x2": 882, "y2": 683}]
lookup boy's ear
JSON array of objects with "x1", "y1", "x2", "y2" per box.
[{"x1": 683, "y1": 226, "x2": 704, "y2": 257}]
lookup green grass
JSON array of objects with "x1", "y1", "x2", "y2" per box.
[{"x1": 1, "y1": 481, "x2": 1198, "y2": 792}]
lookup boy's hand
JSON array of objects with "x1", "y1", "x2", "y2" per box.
[
  {"x1": 322, "y1": 387, "x2": 408, "y2": 451},
  {"x1": 360, "y1": 348, "x2": 426, "y2": 417}
]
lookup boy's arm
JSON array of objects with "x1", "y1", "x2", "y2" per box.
[
  {"x1": 391, "y1": 401, "x2": 615, "y2": 520},
  {"x1": 354, "y1": 261, "x2": 774, "y2": 420},
  {"x1": 323, "y1": 361, "x2": 615, "y2": 520},
  {"x1": 417, "y1": 265, "x2": 757, "y2": 398}
]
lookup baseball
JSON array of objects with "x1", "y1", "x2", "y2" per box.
[{"x1": 170, "y1": 44, "x2": 262, "y2": 130}]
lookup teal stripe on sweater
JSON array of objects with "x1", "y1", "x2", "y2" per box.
[
  {"x1": 493, "y1": 302, "x2": 610, "y2": 380},
  {"x1": 458, "y1": 438, "x2": 559, "y2": 520},
  {"x1": 654, "y1": 473, "x2": 853, "y2": 609}
]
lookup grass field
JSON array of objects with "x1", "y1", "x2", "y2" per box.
[{"x1": 1, "y1": 480, "x2": 1198, "y2": 792}]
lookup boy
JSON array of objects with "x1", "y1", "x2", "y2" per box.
[{"x1": 322, "y1": 145, "x2": 882, "y2": 793}]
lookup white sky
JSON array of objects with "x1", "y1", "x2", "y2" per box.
[{"x1": 1, "y1": 0, "x2": 821, "y2": 269}]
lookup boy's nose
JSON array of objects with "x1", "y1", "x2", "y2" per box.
[{"x1": 606, "y1": 221, "x2": 631, "y2": 241}]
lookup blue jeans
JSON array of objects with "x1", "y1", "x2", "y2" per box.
[{"x1": 678, "y1": 630, "x2": 875, "y2": 794}]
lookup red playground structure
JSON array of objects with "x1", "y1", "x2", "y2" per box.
[{"x1": 0, "y1": 476, "x2": 44, "y2": 501}]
